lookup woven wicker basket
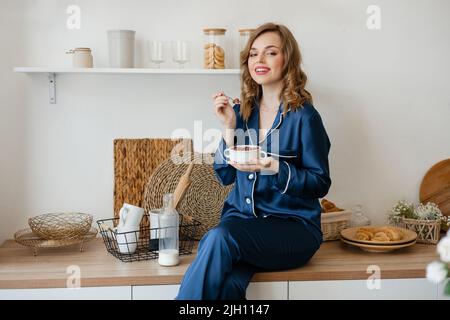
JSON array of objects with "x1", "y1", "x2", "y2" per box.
[
  {"x1": 143, "y1": 152, "x2": 233, "y2": 239},
  {"x1": 28, "y1": 212, "x2": 93, "y2": 240},
  {"x1": 321, "y1": 210, "x2": 352, "y2": 241},
  {"x1": 401, "y1": 218, "x2": 441, "y2": 244}
]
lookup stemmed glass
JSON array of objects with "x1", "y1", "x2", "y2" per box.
[
  {"x1": 148, "y1": 40, "x2": 166, "y2": 68},
  {"x1": 172, "y1": 41, "x2": 191, "y2": 68}
]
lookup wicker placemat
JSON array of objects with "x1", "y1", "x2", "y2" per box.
[
  {"x1": 114, "y1": 138, "x2": 192, "y2": 229},
  {"x1": 143, "y1": 152, "x2": 233, "y2": 239}
]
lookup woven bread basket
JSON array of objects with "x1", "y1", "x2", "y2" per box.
[
  {"x1": 321, "y1": 210, "x2": 352, "y2": 241},
  {"x1": 143, "y1": 152, "x2": 233, "y2": 239}
]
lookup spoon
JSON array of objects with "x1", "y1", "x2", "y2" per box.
[{"x1": 224, "y1": 94, "x2": 240, "y2": 104}]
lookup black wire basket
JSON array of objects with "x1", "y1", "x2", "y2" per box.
[{"x1": 97, "y1": 213, "x2": 200, "y2": 262}]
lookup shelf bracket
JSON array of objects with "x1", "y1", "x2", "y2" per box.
[{"x1": 48, "y1": 73, "x2": 56, "y2": 104}]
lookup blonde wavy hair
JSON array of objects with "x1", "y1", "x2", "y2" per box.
[{"x1": 240, "y1": 22, "x2": 312, "y2": 122}]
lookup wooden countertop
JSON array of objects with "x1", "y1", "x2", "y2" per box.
[{"x1": 0, "y1": 238, "x2": 437, "y2": 289}]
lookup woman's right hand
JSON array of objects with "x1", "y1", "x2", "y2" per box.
[{"x1": 212, "y1": 92, "x2": 236, "y2": 129}]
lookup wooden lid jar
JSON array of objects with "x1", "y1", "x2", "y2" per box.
[
  {"x1": 238, "y1": 28, "x2": 255, "y2": 53},
  {"x1": 66, "y1": 47, "x2": 93, "y2": 68},
  {"x1": 203, "y1": 28, "x2": 226, "y2": 69}
]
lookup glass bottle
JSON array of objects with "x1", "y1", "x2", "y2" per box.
[
  {"x1": 203, "y1": 28, "x2": 226, "y2": 69},
  {"x1": 351, "y1": 204, "x2": 371, "y2": 227},
  {"x1": 158, "y1": 193, "x2": 180, "y2": 266}
]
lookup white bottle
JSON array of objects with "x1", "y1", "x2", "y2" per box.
[{"x1": 158, "y1": 193, "x2": 180, "y2": 266}]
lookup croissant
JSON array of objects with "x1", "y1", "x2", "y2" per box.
[
  {"x1": 373, "y1": 231, "x2": 390, "y2": 242},
  {"x1": 321, "y1": 198, "x2": 344, "y2": 213},
  {"x1": 379, "y1": 227, "x2": 403, "y2": 241},
  {"x1": 354, "y1": 226, "x2": 404, "y2": 242},
  {"x1": 356, "y1": 231, "x2": 371, "y2": 241}
]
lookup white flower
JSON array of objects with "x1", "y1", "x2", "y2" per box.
[
  {"x1": 426, "y1": 261, "x2": 448, "y2": 284},
  {"x1": 415, "y1": 202, "x2": 442, "y2": 220},
  {"x1": 437, "y1": 236, "x2": 450, "y2": 263}
]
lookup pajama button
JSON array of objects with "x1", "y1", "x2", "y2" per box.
[
  {"x1": 248, "y1": 173, "x2": 254, "y2": 180},
  {"x1": 245, "y1": 198, "x2": 251, "y2": 204}
]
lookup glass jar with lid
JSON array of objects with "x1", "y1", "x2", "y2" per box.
[
  {"x1": 351, "y1": 204, "x2": 371, "y2": 227},
  {"x1": 203, "y1": 28, "x2": 226, "y2": 69},
  {"x1": 238, "y1": 29, "x2": 255, "y2": 53}
]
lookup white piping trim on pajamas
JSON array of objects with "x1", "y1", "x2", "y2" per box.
[
  {"x1": 267, "y1": 152, "x2": 297, "y2": 158},
  {"x1": 251, "y1": 172, "x2": 258, "y2": 217},
  {"x1": 281, "y1": 161, "x2": 291, "y2": 194},
  {"x1": 259, "y1": 113, "x2": 283, "y2": 145}
]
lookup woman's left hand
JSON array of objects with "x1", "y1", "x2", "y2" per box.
[{"x1": 228, "y1": 157, "x2": 279, "y2": 174}]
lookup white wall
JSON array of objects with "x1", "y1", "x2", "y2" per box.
[{"x1": 1, "y1": 0, "x2": 449, "y2": 243}]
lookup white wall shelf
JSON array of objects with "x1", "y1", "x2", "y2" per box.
[
  {"x1": 14, "y1": 67, "x2": 240, "y2": 104},
  {"x1": 14, "y1": 67, "x2": 240, "y2": 75}
]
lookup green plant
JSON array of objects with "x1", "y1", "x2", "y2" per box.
[
  {"x1": 415, "y1": 202, "x2": 446, "y2": 220},
  {"x1": 388, "y1": 200, "x2": 415, "y2": 225}
]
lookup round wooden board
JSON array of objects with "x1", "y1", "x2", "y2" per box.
[{"x1": 419, "y1": 159, "x2": 450, "y2": 230}]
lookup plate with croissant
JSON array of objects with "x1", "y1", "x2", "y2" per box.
[
  {"x1": 340, "y1": 237, "x2": 417, "y2": 253},
  {"x1": 340, "y1": 226, "x2": 417, "y2": 245}
]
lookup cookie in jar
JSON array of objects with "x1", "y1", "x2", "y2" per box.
[{"x1": 203, "y1": 28, "x2": 226, "y2": 69}]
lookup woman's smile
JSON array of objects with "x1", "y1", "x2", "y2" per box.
[{"x1": 254, "y1": 65, "x2": 271, "y2": 75}]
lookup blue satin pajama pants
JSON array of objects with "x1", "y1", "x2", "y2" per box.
[{"x1": 176, "y1": 215, "x2": 321, "y2": 300}]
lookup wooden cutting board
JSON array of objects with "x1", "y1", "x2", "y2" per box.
[
  {"x1": 419, "y1": 158, "x2": 450, "y2": 230},
  {"x1": 113, "y1": 138, "x2": 192, "y2": 220}
]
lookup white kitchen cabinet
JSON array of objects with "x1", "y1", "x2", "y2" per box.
[
  {"x1": 288, "y1": 278, "x2": 437, "y2": 300},
  {"x1": 0, "y1": 286, "x2": 131, "y2": 300},
  {"x1": 0, "y1": 278, "x2": 439, "y2": 300},
  {"x1": 133, "y1": 284, "x2": 180, "y2": 300},
  {"x1": 132, "y1": 281, "x2": 287, "y2": 300},
  {"x1": 246, "y1": 281, "x2": 287, "y2": 300}
]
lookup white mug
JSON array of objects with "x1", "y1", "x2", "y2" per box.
[
  {"x1": 118, "y1": 203, "x2": 144, "y2": 229},
  {"x1": 224, "y1": 145, "x2": 267, "y2": 164},
  {"x1": 115, "y1": 225, "x2": 140, "y2": 254}
]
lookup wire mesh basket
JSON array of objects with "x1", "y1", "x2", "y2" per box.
[{"x1": 97, "y1": 213, "x2": 200, "y2": 262}]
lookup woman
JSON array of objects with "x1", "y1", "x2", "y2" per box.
[{"x1": 176, "y1": 22, "x2": 331, "y2": 300}]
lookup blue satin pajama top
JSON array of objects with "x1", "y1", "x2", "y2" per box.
[{"x1": 213, "y1": 102, "x2": 331, "y2": 243}]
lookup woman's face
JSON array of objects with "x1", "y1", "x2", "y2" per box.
[{"x1": 248, "y1": 31, "x2": 285, "y2": 86}]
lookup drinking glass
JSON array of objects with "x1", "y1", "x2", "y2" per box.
[
  {"x1": 148, "y1": 40, "x2": 166, "y2": 68},
  {"x1": 172, "y1": 41, "x2": 191, "y2": 68}
]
